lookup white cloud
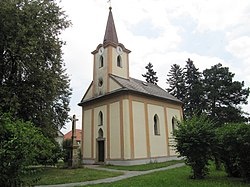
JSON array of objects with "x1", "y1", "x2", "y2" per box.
[
  {"x1": 226, "y1": 36, "x2": 250, "y2": 60},
  {"x1": 177, "y1": 0, "x2": 249, "y2": 32}
]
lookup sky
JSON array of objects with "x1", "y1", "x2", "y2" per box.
[{"x1": 59, "y1": 0, "x2": 250, "y2": 134}]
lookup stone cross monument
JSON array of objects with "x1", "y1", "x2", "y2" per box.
[{"x1": 69, "y1": 114, "x2": 79, "y2": 168}]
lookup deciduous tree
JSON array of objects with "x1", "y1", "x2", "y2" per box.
[
  {"x1": 0, "y1": 0, "x2": 72, "y2": 138},
  {"x1": 203, "y1": 63, "x2": 249, "y2": 124}
]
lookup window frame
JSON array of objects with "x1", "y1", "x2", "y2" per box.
[
  {"x1": 172, "y1": 116, "x2": 177, "y2": 132},
  {"x1": 153, "y1": 114, "x2": 160, "y2": 136},
  {"x1": 98, "y1": 111, "x2": 103, "y2": 126},
  {"x1": 117, "y1": 55, "x2": 122, "y2": 68},
  {"x1": 99, "y1": 56, "x2": 104, "y2": 68}
]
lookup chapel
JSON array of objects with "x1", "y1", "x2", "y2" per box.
[{"x1": 78, "y1": 7, "x2": 183, "y2": 165}]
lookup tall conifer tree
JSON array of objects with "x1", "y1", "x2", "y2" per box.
[
  {"x1": 166, "y1": 64, "x2": 185, "y2": 102},
  {"x1": 184, "y1": 58, "x2": 204, "y2": 118},
  {"x1": 142, "y1": 62, "x2": 158, "y2": 85}
]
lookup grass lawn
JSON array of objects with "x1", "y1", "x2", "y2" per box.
[
  {"x1": 84, "y1": 165, "x2": 249, "y2": 187},
  {"x1": 102, "y1": 159, "x2": 184, "y2": 171},
  {"x1": 24, "y1": 167, "x2": 122, "y2": 185}
]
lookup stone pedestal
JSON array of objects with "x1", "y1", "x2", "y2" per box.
[{"x1": 68, "y1": 115, "x2": 79, "y2": 168}]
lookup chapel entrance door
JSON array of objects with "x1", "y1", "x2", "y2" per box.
[{"x1": 97, "y1": 140, "x2": 105, "y2": 162}]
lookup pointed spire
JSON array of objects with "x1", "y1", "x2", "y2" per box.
[{"x1": 103, "y1": 7, "x2": 118, "y2": 44}]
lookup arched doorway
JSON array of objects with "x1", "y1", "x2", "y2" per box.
[{"x1": 97, "y1": 128, "x2": 105, "y2": 162}]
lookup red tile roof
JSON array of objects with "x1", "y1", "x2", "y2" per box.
[{"x1": 64, "y1": 129, "x2": 82, "y2": 142}]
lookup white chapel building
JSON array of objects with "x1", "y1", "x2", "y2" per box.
[{"x1": 78, "y1": 7, "x2": 183, "y2": 165}]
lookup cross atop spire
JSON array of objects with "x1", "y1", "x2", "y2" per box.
[
  {"x1": 107, "y1": 0, "x2": 111, "y2": 8},
  {"x1": 103, "y1": 7, "x2": 118, "y2": 44}
]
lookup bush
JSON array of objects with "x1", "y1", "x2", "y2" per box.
[
  {"x1": 237, "y1": 124, "x2": 250, "y2": 182},
  {"x1": 174, "y1": 114, "x2": 215, "y2": 179},
  {"x1": 0, "y1": 113, "x2": 56, "y2": 187},
  {"x1": 216, "y1": 123, "x2": 250, "y2": 181},
  {"x1": 36, "y1": 140, "x2": 63, "y2": 166},
  {"x1": 216, "y1": 124, "x2": 241, "y2": 177},
  {"x1": 63, "y1": 139, "x2": 72, "y2": 163}
]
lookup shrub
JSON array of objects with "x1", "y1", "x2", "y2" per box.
[
  {"x1": 36, "y1": 140, "x2": 63, "y2": 166},
  {"x1": 216, "y1": 124, "x2": 241, "y2": 177},
  {"x1": 0, "y1": 113, "x2": 55, "y2": 187},
  {"x1": 174, "y1": 114, "x2": 215, "y2": 179},
  {"x1": 217, "y1": 123, "x2": 250, "y2": 181},
  {"x1": 63, "y1": 139, "x2": 72, "y2": 163}
]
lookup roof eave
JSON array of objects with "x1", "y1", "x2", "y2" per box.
[{"x1": 78, "y1": 88, "x2": 183, "y2": 107}]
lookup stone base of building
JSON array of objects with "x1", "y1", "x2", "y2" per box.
[
  {"x1": 82, "y1": 159, "x2": 95, "y2": 165},
  {"x1": 82, "y1": 156, "x2": 182, "y2": 166}
]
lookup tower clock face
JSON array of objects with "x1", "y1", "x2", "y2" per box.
[
  {"x1": 116, "y1": 46, "x2": 123, "y2": 55},
  {"x1": 98, "y1": 47, "x2": 104, "y2": 55}
]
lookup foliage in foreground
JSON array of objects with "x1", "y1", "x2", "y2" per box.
[
  {"x1": 63, "y1": 139, "x2": 72, "y2": 164},
  {"x1": 174, "y1": 114, "x2": 215, "y2": 179},
  {"x1": 0, "y1": 114, "x2": 56, "y2": 187},
  {"x1": 174, "y1": 114, "x2": 250, "y2": 182},
  {"x1": 216, "y1": 123, "x2": 250, "y2": 182}
]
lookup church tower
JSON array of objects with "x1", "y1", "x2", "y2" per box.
[{"x1": 91, "y1": 7, "x2": 131, "y2": 97}]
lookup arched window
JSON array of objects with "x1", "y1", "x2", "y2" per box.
[
  {"x1": 154, "y1": 114, "x2": 160, "y2": 135},
  {"x1": 99, "y1": 56, "x2": 104, "y2": 68},
  {"x1": 117, "y1": 55, "x2": 122, "y2": 67},
  {"x1": 98, "y1": 128, "x2": 103, "y2": 138},
  {"x1": 98, "y1": 111, "x2": 103, "y2": 126},
  {"x1": 172, "y1": 117, "x2": 177, "y2": 131}
]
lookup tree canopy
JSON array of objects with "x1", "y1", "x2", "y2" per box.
[
  {"x1": 166, "y1": 64, "x2": 185, "y2": 102},
  {"x1": 184, "y1": 58, "x2": 204, "y2": 118},
  {"x1": 166, "y1": 59, "x2": 249, "y2": 122},
  {"x1": 203, "y1": 63, "x2": 249, "y2": 124},
  {"x1": 142, "y1": 62, "x2": 158, "y2": 85},
  {"x1": 0, "y1": 0, "x2": 72, "y2": 138}
]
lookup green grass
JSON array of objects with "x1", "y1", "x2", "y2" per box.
[
  {"x1": 84, "y1": 165, "x2": 249, "y2": 187},
  {"x1": 102, "y1": 159, "x2": 184, "y2": 171},
  {"x1": 25, "y1": 167, "x2": 122, "y2": 185}
]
